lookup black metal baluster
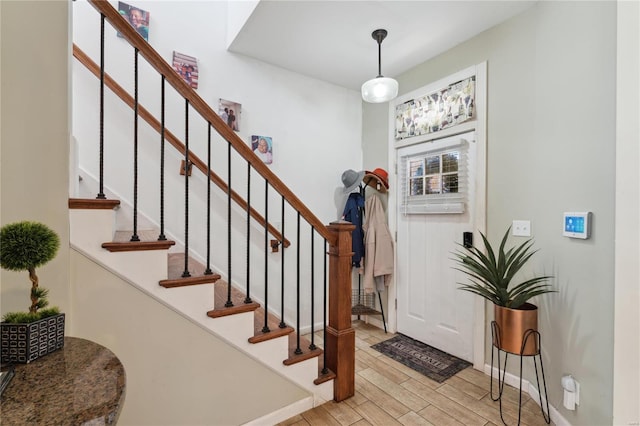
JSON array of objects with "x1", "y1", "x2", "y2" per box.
[
  {"x1": 158, "y1": 76, "x2": 166, "y2": 241},
  {"x1": 322, "y1": 239, "x2": 328, "y2": 374},
  {"x1": 295, "y1": 212, "x2": 302, "y2": 355},
  {"x1": 130, "y1": 48, "x2": 140, "y2": 242},
  {"x1": 97, "y1": 14, "x2": 106, "y2": 200},
  {"x1": 261, "y1": 181, "x2": 270, "y2": 333},
  {"x1": 245, "y1": 163, "x2": 252, "y2": 303},
  {"x1": 309, "y1": 228, "x2": 316, "y2": 350},
  {"x1": 204, "y1": 124, "x2": 212, "y2": 274},
  {"x1": 279, "y1": 196, "x2": 286, "y2": 329},
  {"x1": 225, "y1": 142, "x2": 233, "y2": 307},
  {"x1": 181, "y1": 99, "x2": 190, "y2": 277}
]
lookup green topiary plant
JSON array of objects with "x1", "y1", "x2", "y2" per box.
[{"x1": 0, "y1": 221, "x2": 60, "y2": 323}]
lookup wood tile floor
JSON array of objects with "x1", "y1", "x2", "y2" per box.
[{"x1": 279, "y1": 320, "x2": 554, "y2": 426}]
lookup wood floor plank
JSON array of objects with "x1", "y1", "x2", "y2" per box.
[
  {"x1": 364, "y1": 334, "x2": 389, "y2": 345},
  {"x1": 445, "y1": 375, "x2": 490, "y2": 400},
  {"x1": 436, "y1": 383, "x2": 514, "y2": 426},
  {"x1": 300, "y1": 405, "x2": 342, "y2": 426},
  {"x1": 357, "y1": 349, "x2": 411, "y2": 384},
  {"x1": 397, "y1": 410, "x2": 436, "y2": 426},
  {"x1": 350, "y1": 419, "x2": 373, "y2": 426},
  {"x1": 522, "y1": 397, "x2": 550, "y2": 416},
  {"x1": 343, "y1": 389, "x2": 369, "y2": 410},
  {"x1": 284, "y1": 420, "x2": 309, "y2": 426},
  {"x1": 359, "y1": 368, "x2": 430, "y2": 412},
  {"x1": 353, "y1": 401, "x2": 403, "y2": 426},
  {"x1": 276, "y1": 414, "x2": 306, "y2": 426},
  {"x1": 355, "y1": 336, "x2": 384, "y2": 357},
  {"x1": 401, "y1": 379, "x2": 487, "y2": 426},
  {"x1": 479, "y1": 394, "x2": 552, "y2": 426},
  {"x1": 370, "y1": 353, "x2": 443, "y2": 390},
  {"x1": 417, "y1": 405, "x2": 466, "y2": 426},
  {"x1": 320, "y1": 400, "x2": 363, "y2": 426},
  {"x1": 354, "y1": 375, "x2": 412, "y2": 419},
  {"x1": 455, "y1": 367, "x2": 492, "y2": 387}
]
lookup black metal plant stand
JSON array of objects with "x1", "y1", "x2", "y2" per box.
[{"x1": 490, "y1": 321, "x2": 551, "y2": 426}]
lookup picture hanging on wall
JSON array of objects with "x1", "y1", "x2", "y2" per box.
[
  {"x1": 218, "y1": 99, "x2": 241, "y2": 132},
  {"x1": 395, "y1": 76, "x2": 475, "y2": 140},
  {"x1": 251, "y1": 135, "x2": 273, "y2": 165},
  {"x1": 117, "y1": 2, "x2": 149, "y2": 41},
  {"x1": 172, "y1": 51, "x2": 198, "y2": 89}
]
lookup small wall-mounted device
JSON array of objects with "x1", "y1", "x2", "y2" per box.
[
  {"x1": 463, "y1": 231, "x2": 473, "y2": 248},
  {"x1": 563, "y1": 212, "x2": 592, "y2": 239}
]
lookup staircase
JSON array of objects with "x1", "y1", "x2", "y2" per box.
[
  {"x1": 69, "y1": 1, "x2": 356, "y2": 422},
  {"x1": 68, "y1": 198, "x2": 334, "y2": 404}
]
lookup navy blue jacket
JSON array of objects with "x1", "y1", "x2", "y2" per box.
[{"x1": 342, "y1": 192, "x2": 365, "y2": 267}]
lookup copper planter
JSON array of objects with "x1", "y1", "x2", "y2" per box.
[{"x1": 493, "y1": 303, "x2": 538, "y2": 355}]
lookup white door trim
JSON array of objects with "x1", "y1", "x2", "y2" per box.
[{"x1": 387, "y1": 62, "x2": 487, "y2": 370}]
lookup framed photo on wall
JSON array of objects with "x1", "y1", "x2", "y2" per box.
[
  {"x1": 117, "y1": 2, "x2": 149, "y2": 41},
  {"x1": 172, "y1": 51, "x2": 198, "y2": 89},
  {"x1": 251, "y1": 135, "x2": 273, "y2": 165},
  {"x1": 218, "y1": 99, "x2": 241, "y2": 132}
]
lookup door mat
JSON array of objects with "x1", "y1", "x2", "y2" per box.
[{"x1": 371, "y1": 334, "x2": 471, "y2": 383}]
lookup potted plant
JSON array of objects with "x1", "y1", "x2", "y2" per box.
[
  {"x1": 451, "y1": 227, "x2": 554, "y2": 355},
  {"x1": 0, "y1": 221, "x2": 64, "y2": 363}
]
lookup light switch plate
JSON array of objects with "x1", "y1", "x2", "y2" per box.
[{"x1": 512, "y1": 220, "x2": 531, "y2": 237}]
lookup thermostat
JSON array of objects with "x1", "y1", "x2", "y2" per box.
[{"x1": 563, "y1": 212, "x2": 592, "y2": 239}]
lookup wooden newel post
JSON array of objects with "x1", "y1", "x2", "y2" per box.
[{"x1": 326, "y1": 220, "x2": 356, "y2": 402}]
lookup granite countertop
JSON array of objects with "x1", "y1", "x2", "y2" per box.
[{"x1": 1, "y1": 337, "x2": 126, "y2": 425}]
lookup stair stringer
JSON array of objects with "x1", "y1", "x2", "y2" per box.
[{"x1": 69, "y1": 207, "x2": 334, "y2": 405}]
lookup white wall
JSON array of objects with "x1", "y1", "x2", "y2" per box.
[
  {"x1": 363, "y1": 2, "x2": 621, "y2": 425},
  {"x1": 72, "y1": 0, "x2": 363, "y2": 330},
  {"x1": 0, "y1": 1, "x2": 71, "y2": 318}
]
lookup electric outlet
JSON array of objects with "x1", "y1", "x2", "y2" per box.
[{"x1": 512, "y1": 220, "x2": 531, "y2": 237}]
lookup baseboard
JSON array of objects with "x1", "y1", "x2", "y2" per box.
[
  {"x1": 241, "y1": 396, "x2": 314, "y2": 426},
  {"x1": 484, "y1": 363, "x2": 571, "y2": 426}
]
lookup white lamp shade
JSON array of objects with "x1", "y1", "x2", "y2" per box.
[{"x1": 361, "y1": 77, "x2": 399, "y2": 103}]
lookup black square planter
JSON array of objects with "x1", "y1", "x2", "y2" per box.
[{"x1": 1, "y1": 313, "x2": 65, "y2": 364}]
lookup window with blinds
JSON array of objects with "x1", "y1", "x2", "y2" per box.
[{"x1": 400, "y1": 141, "x2": 468, "y2": 214}]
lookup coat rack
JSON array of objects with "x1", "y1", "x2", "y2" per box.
[{"x1": 349, "y1": 169, "x2": 390, "y2": 333}]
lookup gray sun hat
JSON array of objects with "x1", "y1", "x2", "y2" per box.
[{"x1": 341, "y1": 169, "x2": 365, "y2": 194}]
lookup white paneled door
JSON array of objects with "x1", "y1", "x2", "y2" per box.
[{"x1": 395, "y1": 131, "x2": 481, "y2": 362}]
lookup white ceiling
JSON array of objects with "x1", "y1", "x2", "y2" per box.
[{"x1": 228, "y1": 1, "x2": 537, "y2": 91}]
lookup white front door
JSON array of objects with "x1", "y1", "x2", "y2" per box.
[{"x1": 395, "y1": 131, "x2": 481, "y2": 362}]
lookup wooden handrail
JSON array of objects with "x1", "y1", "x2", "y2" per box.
[
  {"x1": 73, "y1": 44, "x2": 290, "y2": 248},
  {"x1": 85, "y1": 0, "x2": 336, "y2": 247}
]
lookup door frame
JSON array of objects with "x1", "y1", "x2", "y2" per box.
[{"x1": 386, "y1": 62, "x2": 487, "y2": 369}]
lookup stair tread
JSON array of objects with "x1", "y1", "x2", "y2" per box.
[
  {"x1": 102, "y1": 240, "x2": 176, "y2": 252},
  {"x1": 69, "y1": 198, "x2": 121, "y2": 210},
  {"x1": 102, "y1": 230, "x2": 175, "y2": 252}
]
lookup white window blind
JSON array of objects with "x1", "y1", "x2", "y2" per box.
[{"x1": 400, "y1": 140, "x2": 468, "y2": 214}]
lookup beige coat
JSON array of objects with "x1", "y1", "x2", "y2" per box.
[{"x1": 362, "y1": 194, "x2": 394, "y2": 293}]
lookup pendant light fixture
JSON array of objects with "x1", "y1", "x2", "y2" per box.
[{"x1": 361, "y1": 29, "x2": 398, "y2": 103}]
